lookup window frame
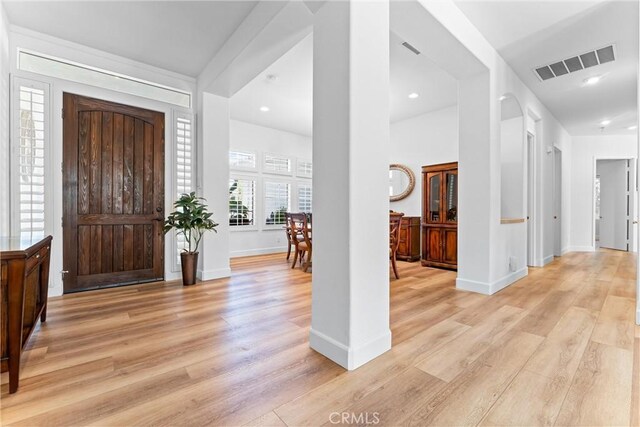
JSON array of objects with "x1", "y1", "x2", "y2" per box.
[
  {"x1": 262, "y1": 179, "x2": 291, "y2": 229},
  {"x1": 262, "y1": 152, "x2": 292, "y2": 176},
  {"x1": 296, "y1": 158, "x2": 313, "y2": 179},
  {"x1": 10, "y1": 76, "x2": 52, "y2": 238},
  {"x1": 172, "y1": 110, "x2": 196, "y2": 272},
  {"x1": 296, "y1": 181, "x2": 313, "y2": 214},
  {"x1": 229, "y1": 174, "x2": 259, "y2": 232},
  {"x1": 229, "y1": 149, "x2": 258, "y2": 172}
]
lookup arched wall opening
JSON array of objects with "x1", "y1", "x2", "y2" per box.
[{"x1": 499, "y1": 94, "x2": 525, "y2": 221}]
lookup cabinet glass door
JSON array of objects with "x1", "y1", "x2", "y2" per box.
[
  {"x1": 444, "y1": 171, "x2": 458, "y2": 223},
  {"x1": 427, "y1": 173, "x2": 441, "y2": 222}
]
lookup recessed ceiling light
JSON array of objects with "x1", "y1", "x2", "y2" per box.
[
  {"x1": 260, "y1": 106, "x2": 270, "y2": 112},
  {"x1": 600, "y1": 120, "x2": 611, "y2": 126},
  {"x1": 628, "y1": 125, "x2": 637, "y2": 130},
  {"x1": 408, "y1": 93, "x2": 419, "y2": 99},
  {"x1": 584, "y1": 76, "x2": 601, "y2": 85},
  {"x1": 498, "y1": 95, "x2": 507, "y2": 101}
]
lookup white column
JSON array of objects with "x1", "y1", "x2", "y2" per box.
[
  {"x1": 310, "y1": 0, "x2": 391, "y2": 370},
  {"x1": 197, "y1": 92, "x2": 231, "y2": 280}
]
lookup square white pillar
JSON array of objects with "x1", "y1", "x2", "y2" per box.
[
  {"x1": 310, "y1": 0, "x2": 391, "y2": 370},
  {"x1": 197, "y1": 92, "x2": 231, "y2": 281}
]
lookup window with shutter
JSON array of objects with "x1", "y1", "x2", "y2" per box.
[
  {"x1": 229, "y1": 150, "x2": 257, "y2": 170},
  {"x1": 175, "y1": 113, "x2": 194, "y2": 268},
  {"x1": 264, "y1": 153, "x2": 291, "y2": 175},
  {"x1": 296, "y1": 159, "x2": 312, "y2": 178},
  {"x1": 13, "y1": 82, "x2": 48, "y2": 238},
  {"x1": 297, "y1": 183, "x2": 312, "y2": 213},
  {"x1": 264, "y1": 181, "x2": 290, "y2": 226},
  {"x1": 229, "y1": 178, "x2": 256, "y2": 227}
]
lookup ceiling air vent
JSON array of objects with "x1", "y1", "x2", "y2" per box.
[
  {"x1": 533, "y1": 44, "x2": 616, "y2": 81},
  {"x1": 402, "y1": 41, "x2": 421, "y2": 55}
]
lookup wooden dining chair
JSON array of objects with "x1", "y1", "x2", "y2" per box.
[
  {"x1": 285, "y1": 213, "x2": 294, "y2": 260},
  {"x1": 289, "y1": 213, "x2": 312, "y2": 272},
  {"x1": 390, "y1": 212, "x2": 404, "y2": 279}
]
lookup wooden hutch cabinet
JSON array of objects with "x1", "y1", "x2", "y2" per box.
[
  {"x1": 422, "y1": 162, "x2": 458, "y2": 270},
  {"x1": 397, "y1": 216, "x2": 420, "y2": 262},
  {"x1": 1, "y1": 235, "x2": 52, "y2": 393}
]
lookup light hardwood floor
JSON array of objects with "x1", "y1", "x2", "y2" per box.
[{"x1": 1, "y1": 250, "x2": 638, "y2": 426}]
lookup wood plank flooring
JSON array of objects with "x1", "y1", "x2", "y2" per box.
[{"x1": 1, "y1": 250, "x2": 638, "y2": 426}]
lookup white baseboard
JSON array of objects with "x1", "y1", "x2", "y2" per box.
[
  {"x1": 567, "y1": 246, "x2": 596, "y2": 252},
  {"x1": 197, "y1": 267, "x2": 231, "y2": 281},
  {"x1": 309, "y1": 328, "x2": 391, "y2": 370},
  {"x1": 561, "y1": 247, "x2": 571, "y2": 255},
  {"x1": 542, "y1": 255, "x2": 554, "y2": 266},
  {"x1": 636, "y1": 308, "x2": 640, "y2": 326},
  {"x1": 456, "y1": 267, "x2": 528, "y2": 296},
  {"x1": 230, "y1": 246, "x2": 287, "y2": 258}
]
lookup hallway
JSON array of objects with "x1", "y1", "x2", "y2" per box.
[{"x1": 1, "y1": 251, "x2": 638, "y2": 426}]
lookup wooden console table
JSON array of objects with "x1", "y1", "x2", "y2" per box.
[{"x1": 1, "y1": 235, "x2": 52, "y2": 393}]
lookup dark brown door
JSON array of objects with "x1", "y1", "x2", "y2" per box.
[{"x1": 62, "y1": 93, "x2": 165, "y2": 293}]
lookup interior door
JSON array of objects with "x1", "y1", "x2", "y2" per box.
[
  {"x1": 63, "y1": 93, "x2": 165, "y2": 293},
  {"x1": 597, "y1": 159, "x2": 627, "y2": 251}
]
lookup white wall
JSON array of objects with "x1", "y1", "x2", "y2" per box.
[
  {"x1": 500, "y1": 116, "x2": 524, "y2": 219},
  {"x1": 570, "y1": 135, "x2": 638, "y2": 251},
  {"x1": 8, "y1": 27, "x2": 196, "y2": 296},
  {"x1": 389, "y1": 105, "x2": 458, "y2": 216},
  {"x1": 229, "y1": 119, "x2": 312, "y2": 257},
  {"x1": 392, "y1": 0, "x2": 573, "y2": 294},
  {"x1": 0, "y1": 2, "x2": 10, "y2": 236}
]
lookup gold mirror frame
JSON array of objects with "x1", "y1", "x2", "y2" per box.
[{"x1": 389, "y1": 164, "x2": 415, "y2": 202}]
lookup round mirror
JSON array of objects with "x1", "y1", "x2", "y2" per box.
[{"x1": 389, "y1": 164, "x2": 415, "y2": 201}]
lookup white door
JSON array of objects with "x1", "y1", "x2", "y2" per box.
[
  {"x1": 527, "y1": 132, "x2": 535, "y2": 265},
  {"x1": 597, "y1": 159, "x2": 628, "y2": 251},
  {"x1": 553, "y1": 148, "x2": 562, "y2": 256}
]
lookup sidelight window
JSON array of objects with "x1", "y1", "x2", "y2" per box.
[{"x1": 12, "y1": 79, "x2": 50, "y2": 238}]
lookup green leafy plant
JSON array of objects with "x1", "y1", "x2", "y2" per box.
[
  {"x1": 266, "y1": 206, "x2": 288, "y2": 225},
  {"x1": 163, "y1": 192, "x2": 218, "y2": 253}
]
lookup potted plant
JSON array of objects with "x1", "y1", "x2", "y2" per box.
[{"x1": 163, "y1": 192, "x2": 218, "y2": 286}]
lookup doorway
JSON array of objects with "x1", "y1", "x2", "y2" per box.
[
  {"x1": 595, "y1": 159, "x2": 631, "y2": 251},
  {"x1": 62, "y1": 93, "x2": 165, "y2": 293},
  {"x1": 553, "y1": 148, "x2": 562, "y2": 256},
  {"x1": 526, "y1": 131, "x2": 535, "y2": 266}
]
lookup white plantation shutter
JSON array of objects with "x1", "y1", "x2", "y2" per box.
[
  {"x1": 264, "y1": 153, "x2": 291, "y2": 175},
  {"x1": 175, "y1": 113, "x2": 194, "y2": 267},
  {"x1": 14, "y1": 82, "x2": 48, "y2": 237},
  {"x1": 229, "y1": 178, "x2": 256, "y2": 227},
  {"x1": 229, "y1": 151, "x2": 256, "y2": 170},
  {"x1": 264, "y1": 181, "x2": 290, "y2": 226},
  {"x1": 297, "y1": 183, "x2": 312, "y2": 213},
  {"x1": 297, "y1": 159, "x2": 312, "y2": 178}
]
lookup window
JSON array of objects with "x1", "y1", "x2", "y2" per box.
[
  {"x1": 13, "y1": 81, "x2": 49, "y2": 237},
  {"x1": 264, "y1": 181, "x2": 290, "y2": 226},
  {"x1": 297, "y1": 159, "x2": 312, "y2": 178},
  {"x1": 229, "y1": 178, "x2": 256, "y2": 227},
  {"x1": 229, "y1": 150, "x2": 256, "y2": 170},
  {"x1": 18, "y1": 49, "x2": 191, "y2": 108},
  {"x1": 264, "y1": 153, "x2": 291, "y2": 175},
  {"x1": 297, "y1": 183, "x2": 312, "y2": 213},
  {"x1": 175, "y1": 113, "x2": 194, "y2": 268}
]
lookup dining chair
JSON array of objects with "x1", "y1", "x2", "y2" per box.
[
  {"x1": 285, "y1": 213, "x2": 294, "y2": 260},
  {"x1": 390, "y1": 212, "x2": 404, "y2": 279},
  {"x1": 289, "y1": 213, "x2": 312, "y2": 272}
]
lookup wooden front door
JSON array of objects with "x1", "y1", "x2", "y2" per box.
[{"x1": 62, "y1": 93, "x2": 165, "y2": 293}]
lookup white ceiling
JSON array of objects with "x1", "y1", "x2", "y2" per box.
[
  {"x1": 230, "y1": 32, "x2": 458, "y2": 137},
  {"x1": 455, "y1": 0, "x2": 638, "y2": 136},
  {"x1": 3, "y1": 1, "x2": 258, "y2": 77}
]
